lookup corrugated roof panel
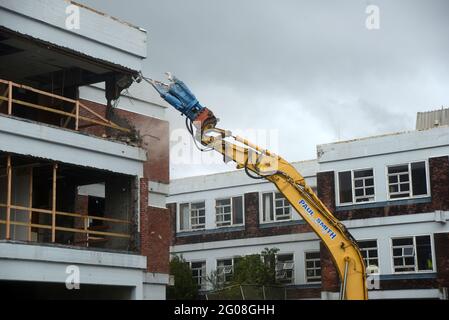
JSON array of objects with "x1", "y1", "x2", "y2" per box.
[{"x1": 416, "y1": 107, "x2": 449, "y2": 130}]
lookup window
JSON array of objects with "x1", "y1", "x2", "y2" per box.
[
  {"x1": 215, "y1": 196, "x2": 244, "y2": 227},
  {"x1": 191, "y1": 261, "x2": 207, "y2": 290},
  {"x1": 276, "y1": 254, "x2": 294, "y2": 284},
  {"x1": 358, "y1": 240, "x2": 379, "y2": 269},
  {"x1": 354, "y1": 170, "x2": 375, "y2": 202},
  {"x1": 217, "y1": 259, "x2": 235, "y2": 284},
  {"x1": 305, "y1": 252, "x2": 321, "y2": 283},
  {"x1": 179, "y1": 201, "x2": 206, "y2": 231},
  {"x1": 338, "y1": 171, "x2": 353, "y2": 204},
  {"x1": 387, "y1": 161, "x2": 428, "y2": 199},
  {"x1": 392, "y1": 235, "x2": 433, "y2": 273},
  {"x1": 262, "y1": 192, "x2": 294, "y2": 222},
  {"x1": 338, "y1": 169, "x2": 375, "y2": 205}
]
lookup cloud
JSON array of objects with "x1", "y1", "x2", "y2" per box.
[{"x1": 77, "y1": 0, "x2": 449, "y2": 179}]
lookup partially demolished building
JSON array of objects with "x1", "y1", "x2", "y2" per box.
[{"x1": 0, "y1": 0, "x2": 170, "y2": 299}]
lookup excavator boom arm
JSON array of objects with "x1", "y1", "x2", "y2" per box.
[{"x1": 148, "y1": 74, "x2": 368, "y2": 300}]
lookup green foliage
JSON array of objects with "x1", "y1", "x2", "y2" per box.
[
  {"x1": 232, "y1": 247, "x2": 280, "y2": 286},
  {"x1": 205, "y1": 269, "x2": 223, "y2": 291},
  {"x1": 167, "y1": 255, "x2": 198, "y2": 300}
]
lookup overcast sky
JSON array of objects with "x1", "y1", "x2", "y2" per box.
[{"x1": 79, "y1": 0, "x2": 449, "y2": 179}]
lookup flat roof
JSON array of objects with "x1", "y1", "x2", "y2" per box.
[
  {"x1": 317, "y1": 126, "x2": 449, "y2": 163},
  {"x1": 0, "y1": 0, "x2": 147, "y2": 72},
  {"x1": 169, "y1": 159, "x2": 318, "y2": 196}
]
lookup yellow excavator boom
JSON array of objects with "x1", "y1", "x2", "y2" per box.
[
  {"x1": 147, "y1": 74, "x2": 368, "y2": 300},
  {"x1": 201, "y1": 128, "x2": 368, "y2": 300}
]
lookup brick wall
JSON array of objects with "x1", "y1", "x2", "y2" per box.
[
  {"x1": 79, "y1": 99, "x2": 170, "y2": 274},
  {"x1": 143, "y1": 206, "x2": 171, "y2": 273},
  {"x1": 316, "y1": 156, "x2": 449, "y2": 293},
  {"x1": 316, "y1": 171, "x2": 336, "y2": 213},
  {"x1": 434, "y1": 232, "x2": 449, "y2": 288},
  {"x1": 167, "y1": 203, "x2": 177, "y2": 247},
  {"x1": 79, "y1": 99, "x2": 170, "y2": 184},
  {"x1": 319, "y1": 242, "x2": 340, "y2": 293},
  {"x1": 244, "y1": 192, "x2": 259, "y2": 235},
  {"x1": 429, "y1": 157, "x2": 449, "y2": 211},
  {"x1": 327, "y1": 156, "x2": 449, "y2": 220},
  {"x1": 169, "y1": 156, "x2": 449, "y2": 295},
  {"x1": 169, "y1": 192, "x2": 312, "y2": 246},
  {"x1": 379, "y1": 278, "x2": 438, "y2": 290},
  {"x1": 170, "y1": 156, "x2": 449, "y2": 245},
  {"x1": 286, "y1": 287, "x2": 321, "y2": 299}
]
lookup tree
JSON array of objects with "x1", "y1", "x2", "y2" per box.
[
  {"x1": 204, "y1": 248, "x2": 285, "y2": 300},
  {"x1": 232, "y1": 247, "x2": 280, "y2": 286},
  {"x1": 167, "y1": 255, "x2": 198, "y2": 300},
  {"x1": 205, "y1": 269, "x2": 223, "y2": 291}
]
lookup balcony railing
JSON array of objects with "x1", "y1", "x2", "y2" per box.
[
  {"x1": 0, "y1": 78, "x2": 130, "y2": 133},
  {"x1": 0, "y1": 155, "x2": 132, "y2": 246}
]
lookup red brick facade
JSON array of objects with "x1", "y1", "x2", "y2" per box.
[
  {"x1": 316, "y1": 156, "x2": 449, "y2": 294},
  {"x1": 170, "y1": 155, "x2": 449, "y2": 298},
  {"x1": 434, "y1": 233, "x2": 449, "y2": 288},
  {"x1": 141, "y1": 179, "x2": 170, "y2": 273},
  {"x1": 320, "y1": 242, "x2": 340, "y2": 292},
  {"x1": 286, "y1": 287, "x2": 321, "y2": 299},
  {"x1": 325, "y1": 156, "x2": 449, "y2": 221},
  {"x1": 169, "y1": 192, "x2": 312, "y2": 246}
]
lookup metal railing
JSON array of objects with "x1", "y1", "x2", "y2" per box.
[
  {"x1": 0, "y1": 155, "x2": 131, "y2": 245},
  {"x1": 0, "y1": 78, "x2": 130, "y2": 133},
  {"x1": 205, "y1": 284, "x2": 287, "y2": 300}
]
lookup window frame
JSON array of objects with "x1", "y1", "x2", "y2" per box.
[
  {"x1": 275, "y1": 253, "x2": 295, "y2": 284},
  {"x1": 336, "y1": 167, "x2": 376, "y2": 206},
  {"x1": 190, "y1": 260, "x2": 207, "y2": 291},
  {"x1": 390, "y1": 234, "x2": 436, "y2": 274},
  {"x1": 357, "y1": 239, "x2": 380, "y2": 272},
  {"x1": 216, "y1": 257, "x2": 239, "y2": 285},
  {"x1": 386, "y1": 160, "x2": 430, "y2": 201},
  {"x1": 260, "y1": 191, "x2": 295, "y2": 223},
  {"x1": 304, "y1": 251, "x2": 322, "y2": 284},
  {"x1": 214, "y1": 195, "x2": 245, "y2": 228},
  {"x1": 177, "y1": 200, "x2": 206, "y2": 232}
]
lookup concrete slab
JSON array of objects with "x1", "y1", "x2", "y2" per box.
[
  {"x1": 0, "y1": 115, "x2": 147, "y2": 177},
  {"x1": 0, "y1": 0, "x2": 147, "y2": 72},
  {"x1": 317, "y1": 126, "x2": 449, "y2": 163}
]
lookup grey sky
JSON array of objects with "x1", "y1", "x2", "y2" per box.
[{"x1": 78, "y1": 0, "x2": 449, "y2": 179}]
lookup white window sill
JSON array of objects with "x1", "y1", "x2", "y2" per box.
[
  {"x1": 177, "y1": 228, "x2": 206, "y2": 233},
  {"x1": 337, "y1": 200, "x2": 376, "y2": 207},
  {"x1": 387, "y1": 194, "x2": 430, "y2": 201},
  {"x1": 215, "y1": 224, "x2": 245, "y2": 229},
  {"x1": 260, "y1": 219, "x2": 295, "y2": 224},
  {"x1": 392, "y1": 270, "x2": 436, "y2": 275}
]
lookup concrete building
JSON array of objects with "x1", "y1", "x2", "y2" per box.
[
  {"x1": 168, "y1": 117, "x2": 449, "y2": 300},
  {"x1": 0, "y1": 0, "x2": 170, "y2": 299}
]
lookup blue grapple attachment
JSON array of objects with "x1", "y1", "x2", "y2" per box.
[{"x1": 150, "y1": 73, "x2": 217, "y2": 131}]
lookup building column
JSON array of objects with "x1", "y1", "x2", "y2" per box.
[
  {"x1": 244, "y1": 192, "x2": 259, "y2": 236},
  {"x1": 317, "y1": 171, "x2": 340, "y2": 298},
  {"x1": 434, "y1": 232, "x2": 449, "y2": 299}
]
